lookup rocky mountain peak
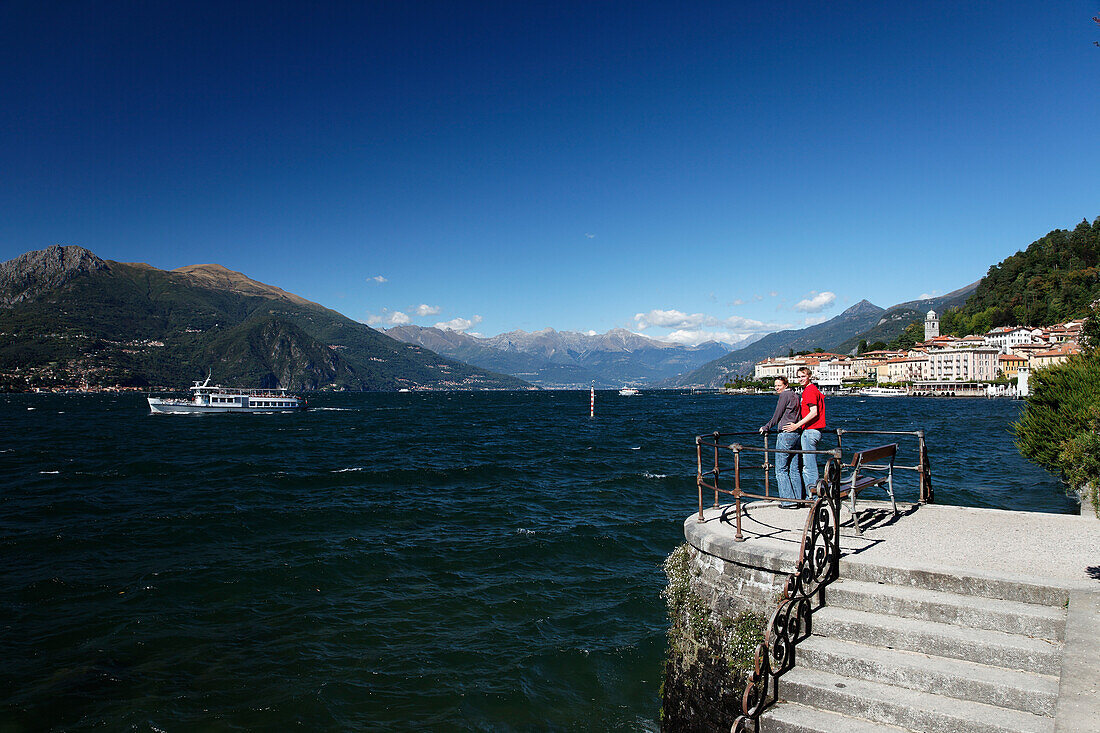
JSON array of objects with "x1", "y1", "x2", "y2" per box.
[
  {"x1": 172, "y1": 263, "x2": 319, "y2": 308},
  {"x1": 839, "y1": 299, "x2": 884, "y2": 317},
  {"x1": 0, "y1": 244, "x2": 110, "y2": 307}
]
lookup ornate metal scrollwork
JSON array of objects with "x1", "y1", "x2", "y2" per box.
[{"x1": 731, "y1": 457, "x2": 842, "y2": 733}]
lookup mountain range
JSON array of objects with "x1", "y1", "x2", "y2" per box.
[
  {"x1": 0, "y1": 246, "x2": 528, "y2": 391},
  {"x1": 385, "y1": 325, "x2": 755, "y2": 388},
  {"x1": 0, "y1": 244, "x2": 975, "y2": 392},
  {"x1": 660, "y1": 283, "x2": 979, "y2": 388}
]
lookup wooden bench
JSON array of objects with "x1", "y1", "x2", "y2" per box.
[{"x1": 815, "y1": 443, "x2": 898, "y2": 535}]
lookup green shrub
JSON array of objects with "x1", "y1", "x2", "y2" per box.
[
  {"x1": 1013, "y1": 355, "x2": 1100, "y2": 471},
  {"x1": 1057, "y1": 406, "x2": 1100, "y2": 517}
]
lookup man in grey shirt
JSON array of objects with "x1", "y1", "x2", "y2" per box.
[{"x1": 759, "y1": 376, "x2": 803, "y2": 507}]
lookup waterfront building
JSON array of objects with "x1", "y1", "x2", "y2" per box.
[
  {"x1": 852, "y1": 350, "x2": 902, "y2": 378},
  {"x1": 815, "y1": 356, "x2": 856, "y2": 390},
  {"x1": 925, "y1": 346, "x2": 999, "y2": 382},
  {"x1": 880, "y1": 353, "x2": 929, "y2": 384}
]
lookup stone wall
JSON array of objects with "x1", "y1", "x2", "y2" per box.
[{"x1": 660, "y1": 543, "x2": 792, "y2": 732}]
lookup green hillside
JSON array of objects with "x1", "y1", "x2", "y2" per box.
[
  {"x1": 0, "y1": 247, "x2": 529, "y2": 391},
  {"x1": 940, "y1": 217, "x2": 1100, "y2": 335}
]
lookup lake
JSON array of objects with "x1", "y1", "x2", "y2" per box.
[{"x1": 0, "y1": 392, "x2": 1074, "y2": 730}]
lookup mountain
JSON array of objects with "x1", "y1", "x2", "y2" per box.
[
  {"x1": 0, "y1": 245, "x2": 529, "y2": 392},
  {"x1": 385, "y1": 325, "x2": 736, "y2": 388},
  {"x1": 662, "y1": 300, "x2": 887, "y2": 388},
  {"x1": 833, "y1": 281, "x2": 979, "y2": 354}
]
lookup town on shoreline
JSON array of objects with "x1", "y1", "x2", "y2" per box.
[{"x1": 737, "y1": 310, "x2": 1085, "y2": 398}]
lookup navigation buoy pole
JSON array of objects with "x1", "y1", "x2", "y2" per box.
[{"x1": 590, "y1": 386, "x2": 595, "y2": 418}]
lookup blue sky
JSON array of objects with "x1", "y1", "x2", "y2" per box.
[{"x1": 2, "y1": 1, "x2": 1098, "y2": 345}]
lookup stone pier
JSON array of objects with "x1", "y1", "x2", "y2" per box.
[{"x1": 663, "y1": 499, "x2": 1100, "y2": 732}]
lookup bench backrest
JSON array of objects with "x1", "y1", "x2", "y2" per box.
[{"x1": 849, "y1": 443, "x2": 898, "y2": 467}]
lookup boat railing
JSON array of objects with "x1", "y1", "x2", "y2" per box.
[
  {"x1": 695, "y1": 428, "x2": 932, "y2": 541},
  {"x1": 191, "y1": 386, "x2": 294, "y2": 398}
]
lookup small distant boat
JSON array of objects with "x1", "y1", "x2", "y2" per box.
[
  {"x1": 618, "y1": 387, "x2": 641, "y2": 396},
  {"x1": 148, "y1": 378, "x2": 305, "y2": 413},
  {"x1": 859, "y1": 387, "x2": 907, "y2": 397}
]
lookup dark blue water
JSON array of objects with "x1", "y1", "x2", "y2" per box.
[{"x1": 0, "y1": 392, "x2": 1073, "y2": 730}]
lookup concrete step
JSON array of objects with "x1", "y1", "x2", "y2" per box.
[
  {"x1": 779, "y1": 667, "x2": 1054, "y2": 733},
  {"x1": 762, "y1": 701, "x2": 917, "y2": 732},
  {"x1": 839, "y1": 560, "x2": 1069, "y2": 607},
  {"x1": 812, "y1": 606, "x2": 1063, "y2": 675},
  {"x1": 825, "y1": 579, "x2": 1066, "y2": 640},
  {"x1": 797, "y1": 635, "x2": 1060, "y2": 716}
]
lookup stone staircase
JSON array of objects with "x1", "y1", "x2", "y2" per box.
[{"x1": 759, "y1": 563, "x2": 1067, "y2": 733}]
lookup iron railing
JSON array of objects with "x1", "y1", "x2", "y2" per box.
[
  {"x1": 835, "y1": 429, "x2": 933, "y2": 504},
  {"x1": 696, "y1": 428, "x2": 933, "y2": 541},
  {"x1": 731, "y1": 458, "x2": 843, "y2": 732},
  {"x1": 692, "y1": 427, "x2": 934, "y2": 729}
]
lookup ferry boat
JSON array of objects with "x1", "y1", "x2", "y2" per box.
[
  {"x1": 858, "y1": 387, "x2": 908, "y2": 397},
  {"x1": 618, "y1": 387, "x2": 641, "y2": 396},
  {"x1": 147, "y1": 378, "x2": 305, "y2": 413}
]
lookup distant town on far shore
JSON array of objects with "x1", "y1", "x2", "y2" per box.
[{"x1": 740, "y1": 310, "x2": 1085, "y2": 398}]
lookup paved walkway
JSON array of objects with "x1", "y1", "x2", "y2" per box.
[{"x1": 686, "y1": 500, "x2": 1100, "y2": 591}]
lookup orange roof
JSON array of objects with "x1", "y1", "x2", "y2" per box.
[{"x1": 1033, "y1": 344, "x2": 1082, "y2": 358}]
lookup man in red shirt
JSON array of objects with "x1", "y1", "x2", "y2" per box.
[{"x1": 782, "y1": 366, "x2": 826, "y2": 492}]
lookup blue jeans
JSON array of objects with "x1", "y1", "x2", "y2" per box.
[
  {"x1": 774, "y1": 431, "x2": 803, "y2": 501},
  {"x1": 801, "y1": 429, "x2": 822, "y2": 492}
]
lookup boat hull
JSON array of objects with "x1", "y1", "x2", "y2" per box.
[{"x1": 147, "y1": 398, "x2": 302, "y2": 414}]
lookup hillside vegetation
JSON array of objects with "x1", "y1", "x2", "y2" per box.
[
  {"x1": 0, "y1": 246, "x2": 528, "y2": 391},
  {"x1": 940, "y1": 217, "x2": 1100, "y2": 335}
]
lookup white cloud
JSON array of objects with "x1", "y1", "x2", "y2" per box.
[
  {"x1": 802, "y1": 315, "x2": 829, "y2": 326},
  {"x1": 369, "y1": 275, "x2": 388, "y2": 283},
  {"x1": 435, "y1": 315, "x2": 483, "y2": 332},
  {"x1": 664, "y1": 329, "x2": 739, "y2": 346},
  {"x1": 793, "y1": 291, "x2": 837, "y2": 313},
  {"x1": 414, "y1": 304, "x2": 441, "y2": 316},
  {"x1": 634, "y1": 309, "x2": 705, "y2": 330},
  {"x1": 634, "y1": 309, "x2": 790, "y2": 336},
  {"x1": 769, "y1": 291, "x2": 778, "y2": 297},
  {"x1": 918, "y1": 291, "x2": 940, "y2": 300},
  {"x1": 729, "y1": 298, "x2": 745, "y2": 306},
  {"x1": 366, "y1": 309, "x2": 411, "y2": 326},
  {"x1": 585, "y1": 233, "x2": 596, "y2": 239}
]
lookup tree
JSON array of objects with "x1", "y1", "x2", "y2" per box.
[
  {"x1": 1014, "y1": 353, "x2": 1100, "y2": 515},
  {"x1": 888, "y1": 322, "x2": 924, "y2": 350},
  {"x1": 857, "y1": 339, "x2": 868, "y2": 355},
  {"x1": 1081, "y1": 302, "x2": 1100, "y2": 355}
]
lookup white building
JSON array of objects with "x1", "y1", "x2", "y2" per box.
[
  {"x1": 984, "y1": 326, "x2": 1041, "y2": 351},
  {"x1": 880, "y1": 353, "x2": 929, "y2": 384},
  {"x1": 925, "y1": 346, "x2": 1000, "y2": 382}
]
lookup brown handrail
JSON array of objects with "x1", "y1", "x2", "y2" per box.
[
  {"x1": 695, "y1": 431, "x2": 840, "y2": 541},
  {"x1": 732, "y1": 457, "x2": 843, "y2": 732}
]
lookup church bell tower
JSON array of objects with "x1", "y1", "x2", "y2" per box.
[{"x1": 925, "y1": 309, "x2": 940, "y2": 340}]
